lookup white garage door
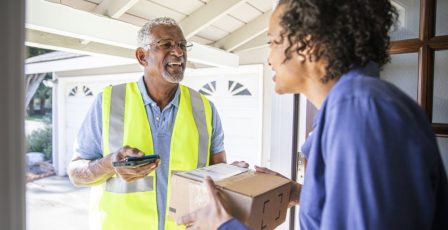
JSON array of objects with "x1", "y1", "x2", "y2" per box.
[{"x1": 183, "y1": 65, "x2": 263, "y2": 167}]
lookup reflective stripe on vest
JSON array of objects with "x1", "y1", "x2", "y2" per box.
[
  {"x1": 187, "y1": 87, "x2": 209, "y2": 168},
  {"x1": 108, "y1": 83, "x2": 125, "y2": 153},
  {"x1": 106, "y1": 176, "x2": 153, "y2": 193}
]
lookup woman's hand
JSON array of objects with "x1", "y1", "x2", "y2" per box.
[
  {"x1": 176, "y1": 177, "x2": 233, "y2": 229},
  {"x1": 255, "y1": 165, "x2": 302, "y2": 207}
]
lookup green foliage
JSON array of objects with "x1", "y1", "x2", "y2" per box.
[
  {"x1": 27, "y1": 114, "x2": 51, "y2": 122},
  {"x1": 25, "y1": 47, "x2": 53, "y2": 161},
  {"x1": 26, "y1": 47, "x2": 53, "y2": 58},
  {"x1": 34, "y1": 76, "x2": 52, "y2": 99},
  {"x1": 27, "y1": 73, "x2": 53, "y2": 118},
  {"x1": 26, "y1": 126, "x2": 52, "y2": 161}
]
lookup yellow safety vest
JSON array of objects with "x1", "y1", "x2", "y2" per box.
[{"x1": 89, "y1": 82, "x2": 212, "y2": 230}]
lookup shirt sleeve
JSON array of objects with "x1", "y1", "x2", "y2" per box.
[
  {"x1": 320, "y1": 96, "x2": 440, "y2": 229},
  {"x1": 73, "y1": 93, "x2": 103, "y2": 160},
  {"x1": 218, "y1": 218, "x2": 250, "y2": 230},
  {"x1": 210, "y1": 102, "x2": 225, "y2": 155}
]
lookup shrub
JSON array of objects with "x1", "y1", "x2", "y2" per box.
[{"x1": 26, "y1": 126, "x2": 52, "y2": 161}]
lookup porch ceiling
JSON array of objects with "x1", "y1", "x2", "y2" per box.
[{"x1": 26, "y1": 0, "x2": 274, "y2": 68}]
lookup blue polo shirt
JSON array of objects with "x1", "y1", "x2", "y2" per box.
[
  {"x1": 74, "y1": 77, "x2": 225, "y2": 230},
  {"x1": 219, "y1": 62, "x2": 448, "y2": 229}
]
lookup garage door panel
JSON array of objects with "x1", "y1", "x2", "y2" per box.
[{"x1": 183, "y1": 65, "x2": 263, "y2": 167}]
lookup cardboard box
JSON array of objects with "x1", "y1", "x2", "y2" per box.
[{"x1": 169, "y1": 164, "x2": 291, "y2": 230}]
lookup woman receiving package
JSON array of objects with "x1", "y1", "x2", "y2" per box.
[{"x1": 177, "y1": 0, "x2": 448, "y2": 229}]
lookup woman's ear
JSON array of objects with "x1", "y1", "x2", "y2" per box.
[
  {"x1": 135, "y1": 47, "x2": 147, "y2": 66},
  {"x1": 295, "y1": 35, "x2": 316, "y2": 62},
  {"x1": 292, "y1": 44, "x2": 308, "y2": 63}
]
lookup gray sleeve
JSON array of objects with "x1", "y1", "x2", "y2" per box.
[
  {"x1": 209, "y1": 102, "x2": 225, "y2": 155},
  {"x1": 73, "y1": 93, "x2": 103, "y2": 160}
]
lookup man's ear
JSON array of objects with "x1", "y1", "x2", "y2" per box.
[{"x1": 135, "y1": 47, "x2": 147, "y2": 66}]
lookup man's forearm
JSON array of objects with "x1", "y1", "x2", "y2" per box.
[
  {"x1": 210, "y1": 151, "x2": 226, "y2": 164},
  {"x1": 67, "y1": 155, "x2": 115, "y2": 186}
]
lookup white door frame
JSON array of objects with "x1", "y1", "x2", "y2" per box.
[{"x1": 0, "y1": 0, "x2": 26, "y2": 229}]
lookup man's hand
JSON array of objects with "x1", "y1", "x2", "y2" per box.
[
  {"x1": 111, "y1": 146, "x2": 160, "y2": 182},
  {"x1": 255, "y1": 165, "x2": 302, "y2": 207},
  {"x1": 176, "y1": 177, "x2": 233, "y2": 229}
]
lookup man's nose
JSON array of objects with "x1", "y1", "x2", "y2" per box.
[{"x1": 170, "y1": 46, "x2": 184, "y2": 57}]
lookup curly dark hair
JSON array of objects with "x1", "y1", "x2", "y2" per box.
[{"x1": 277, "y1": 0, "x2": 398, "y2": 82}]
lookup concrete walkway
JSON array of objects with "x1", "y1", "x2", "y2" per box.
[{"x1": 26, "y1": 176, "x2": 89, "y2": 230}]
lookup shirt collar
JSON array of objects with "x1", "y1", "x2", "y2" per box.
[
  {"x1": 137, "y1": 76, "x2": 180, "y2": 108},
  {"x1": 300, "y1": 61, "x2": 380, "y2": 157},
  {"x1": 345, "y1": 61, "x2": 380, "y2": 79},
  {"x1": 312, "y1": 61, "x2": 380, "y2": 128}
]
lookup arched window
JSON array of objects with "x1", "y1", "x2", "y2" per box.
[{"x1": 68, "y1": 85, "x2": 93, "y2": 97}]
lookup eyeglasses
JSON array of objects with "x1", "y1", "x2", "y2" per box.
[{"x1": 144, "y1": 39, "x2": 193, "y2": 51}]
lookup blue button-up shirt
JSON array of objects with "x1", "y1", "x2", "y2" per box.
[
  {"x1": 299, "y1": 62, "x2": 448, "y2": 229},
  {"x1": 219, "y1": 62, "x2": 448, "y2": 230},
  {"x1": 74, "y1": 77, "x2": 225, "y2": 230}
]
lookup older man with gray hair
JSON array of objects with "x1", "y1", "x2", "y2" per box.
[{"x1": 67, "y1": 17, "x2": 230, "y2": 230}]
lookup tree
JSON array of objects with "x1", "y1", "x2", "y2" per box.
[
  {"x1": 25, "y1": 47, "x2": 53, "y2": 118},
  {"x1": 31, "y1": 75, "x2": 52, "y2": 115},
  {"x1": 26, "y1": 46, "x2": 52, "y2": 59}
]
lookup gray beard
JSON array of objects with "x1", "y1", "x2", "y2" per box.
[{"x1": 162, "y1": 70, "x2": 183, "y2": 83}]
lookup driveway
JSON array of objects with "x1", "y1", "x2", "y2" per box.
[{"x1": 26, "y1": 176, "x2": 89, "y2": 230}]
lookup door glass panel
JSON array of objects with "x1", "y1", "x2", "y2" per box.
[
  {"x1": 390, "y1": 0, "x2": 420, "y2": 40},
  {"x1": 433, "y1": 50, "x2": 448, "y2": 123},
  {"x1": 437, "y1": 137, "x2": 448, "y2": 178},
  {"x1": 381, "y1": 53, "x2": 418, "y2": 101},
  {"x1": 436, "y1": 0, "x2": 448, "y2": 36}
]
